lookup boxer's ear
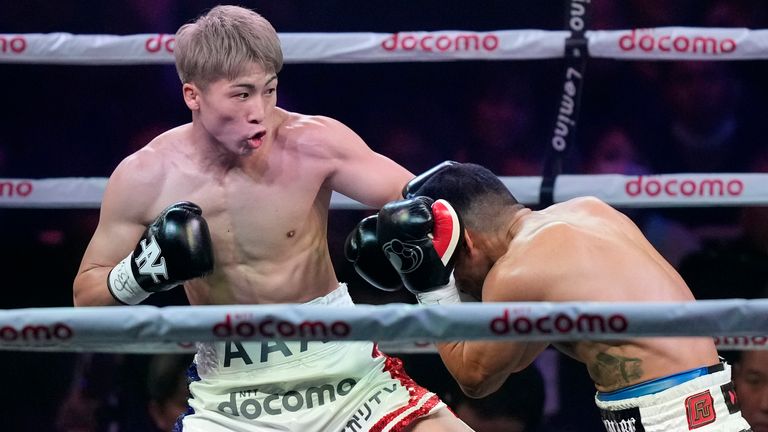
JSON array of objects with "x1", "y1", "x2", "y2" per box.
[
  {"x1": 183, "y1": 83, "x2": 200, "y2": 111},
  {"x1": 461, "y1": 230, "x2": 474, "y2": 256}
]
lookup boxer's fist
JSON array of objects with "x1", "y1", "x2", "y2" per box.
[
  {"x1": 344, "y1": 215, "x2": 402, "y2": 291},
  {"x1": 377, "y1": 197, "x2": 464, "y2": 303},
  {"x1": 107, "y1": 201, "x2": 214, "y2": 305}
]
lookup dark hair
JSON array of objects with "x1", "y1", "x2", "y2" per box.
[{"x1": 411, "y1": 163, "x2": 521, "y2": 232}]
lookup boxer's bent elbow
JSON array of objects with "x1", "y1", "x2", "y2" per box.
[{"x1": 455, "y1": 367, "x2": 504, "y2": 399}]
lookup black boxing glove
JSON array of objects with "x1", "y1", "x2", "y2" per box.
[
  {"x1": 344, "y1": 215, "x2": 402, "y2": 291},
  {"x1": 107, "y1": 201, "x2": 214, "y2": 305},
  {"x1": 402, "y1": 160, "x2": 458, "y2": 199},
  {"x1": 377, "y1": 196, "x2": 464, "y2": 305}
]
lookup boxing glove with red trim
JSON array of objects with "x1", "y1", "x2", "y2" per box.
[
  {"x1": 344, "y1": 215, "x2": 403, "y2": 291},
  {"x1": 376, "y1": 196, "x2": 464, "y2": 304},
  {"x1": 107, "y1": 201, "x2": 214, "y2": 305}
]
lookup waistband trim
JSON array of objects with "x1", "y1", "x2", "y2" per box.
[{"x1": 596, "y1": 362, "x2": 724, "y2": 401}]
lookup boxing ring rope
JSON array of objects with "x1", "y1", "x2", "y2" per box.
[
  {"x1": 4, "y1": 24, "x2": 768, "y2": 356},
  {"x1": 1, "y1": 173, "x2": 767, "y2": 209},
  {"x1": 1, "y1": 300, "x2": 768, "y2": 354},
  {"x1": 0, "y1": 28, "x2": 766, "y2": 64}
]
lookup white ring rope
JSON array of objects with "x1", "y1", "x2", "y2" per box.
[
  {"x1": 0, "y1": 27, "x2": 766, "y2": 65},
  {"x1": 1, "y1": 300, "x2": 767, "y2": 353},
  {"x1": 0, "y1": 174, "x2": 766, "y2": 209}
]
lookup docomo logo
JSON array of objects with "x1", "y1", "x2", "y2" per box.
[
  {"x1": 213, "y1": 313, "x2": 351, "y2": 339},
  {"x1": 626, "y1": 176, "x2": 744, "y2": 198},
  {"x1": 0, "y1": 35, "x2": 27, "y2": 54},
  {"x1": 619, "y1": 29, "x2": 737, "y2": 55},
  {"x1": 0, "y1": 180, "x2": 33, "y2": 198},
  {"x1": 490, "y1": 309, "x2": 628, "y2": 335},
  {"x1": 715, "y1": 336, "x2": 768, "y2": 347},
  {"x1": 381, "y1": 32, "x2": 499, "y2": 53},
  {"x1": 0, "y1": 322, "x2": 73, "y2": 342},
  {"x1": 145, "y1": 34, "x2": 175, "y2": 53}
]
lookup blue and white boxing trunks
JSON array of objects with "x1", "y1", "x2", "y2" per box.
[
  {"x1": 175, "y1": 284, "x2": 448, "y2": 432},
  {"x1": 595, "y1": 362, "x2": 752, "y2": 432}
]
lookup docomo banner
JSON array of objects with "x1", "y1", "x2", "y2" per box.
[
  {"x1": 0, "y1": 178, "x2": 105, "y2": 208},
  {"x1": 0, "y1": 30, "x2": 566, "y2": 65},
  {"x1": 589, "y1": 27, "x2": 768, "y2": 60},
  {"x1": 3, "y1": 174, "x2": 768, "y2": 209},
  {"x1": 10, "y1": 27, "x2": 768, "y2": 65},
  {"x1": 2, "y1": 300, "x2": 768, "y2": 351},
  {"x1": 0, "y1": 33, "x2": 176, "y2": 65},
  {"x1": 282, "y1": 30, "x2": 567, "y2": 62},
  {"x1": 554, "y1": 173, "x2": 768, "y2": 207}
]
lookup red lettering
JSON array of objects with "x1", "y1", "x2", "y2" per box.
[
  {"x1": 0, "y1": 35, "x2": 26, "y2": 54},
  {"x1": 512, "y1": 317, "x2": 533, "y2": 333},
  {"x1": 277, "y1": 322, "x2": 295, "y2": 336},
  {"x1": 330, "y1": 321, "x2": 350, "y2": 336},
  {"x1": 381, "y1": 33, "x2": 398, "y2": 51},
  {"x1": 535, "y1": 317, "x2": 552, "y2": 333},
  {"x1": 381, "y1": 32, "x2": 498, "y2": 53},
  {"x1": 625, "y1": 176, "x2": 642, "y2": 196},
  {"x1": 618, "y1": 30, "x2": 737, "y2": 56},
  {"x1": 145, "y1": 34, "x2": 175, "y2": 53},
  {"x1": 436, "y1": 35, "x2": 452, "y2": 51},
  {"x1": 53, "y1": 324, "x2": 73, "y2": 339},
  {"x1": 489, "y1": 309, "x2": 627, "y2": 336},
  {"x1": 490, "y1": 309, "x2": 510, "y2": 334},
  {"x1": 646, "y1": 179, "x2": 661, "y2": 196},
  {"x1": 482, "y1": 35, "x2": 499, "y2": 51},
  {"x1": 0, "y1": 323, "x2": 73, "y2": 341},
  {"x1": 658, "y1": 35, "x2": 671, "y2": 51},
  {"x1": 236, "y1": 322, "x2": 255, "y2": 337},
  {"x1": 727, "y1": 180, "x2": 743, "y2": 195},
  {"x1": 680, "y1": 180, "x2": 697, "y2": 196},
  {"x1": 554, "y1": 315, "x2": 573, "y2": 333},
  {"x1": 625, "y1": 176, "x2": 744, "y2": 198},
  {"x1": 420, "y1": 35, "x2": 433, "y2": 52},
  {"x1": 618, "y1": 29, "x2": 636, "y2": 50},
  {"x1": 639, "y1": 34, "x2": 655, "y2": 51},
  {"x1": 721, "y1": 39, "x2": 737, "y2": 53},
  {"x1": 0, "y1": 326, "x2": 17, "y2": 340},
  {"x1": 674, "y1": 36, "x2": 690, "y2": 52},
  {"x1": 608, "y1": 315, "x2": 628, "y2": 332},
  {"x1": 212, "y1": 314, "x2": 351, "y2": 340},
  {"x1": 259, "y1": 319, "x2": 274, "y2": 337},
  {"x1": 401, "y1": 35, "x2": 417, "y2": 51},
  {"x1": 213, "y1": 314, "x2": 233, "y2": 337},
  {"x1": 0, "y1": 181, "x2": 34, "y2": 198},
  {"x1": 664, "y1": 179, "x2": 678, "y2": 196}
]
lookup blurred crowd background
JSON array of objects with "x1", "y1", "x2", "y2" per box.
[{"x1": 2, "y1": 1, "x2": 768, "y2": 431}]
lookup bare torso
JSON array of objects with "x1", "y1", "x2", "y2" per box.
[
  {"x1": 140, "y1": 113, "x2": 337, "y2": 304},
  {"x1": 490, "y1": 197, "x2": 719, "y2": 391}
]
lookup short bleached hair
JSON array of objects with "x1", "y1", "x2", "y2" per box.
[{"x1": 174, "y1": 5, "x2": 283, "y2": 88}]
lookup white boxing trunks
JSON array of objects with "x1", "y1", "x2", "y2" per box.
[
  {"x1": 595, "y1": 362, "x2": 752, "y2": 432},
  {"x1": 175, "y1": 284, "x2": 448, "y2": 432}
]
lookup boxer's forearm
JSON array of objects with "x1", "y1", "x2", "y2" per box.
[
  {"x1": 73, "y1": 266, "x2": 121, "y2": 306},
  {"x1": 436, "y1": 340, "x2": 549, "y2": 398}
]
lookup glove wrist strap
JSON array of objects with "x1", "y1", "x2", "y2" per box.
[
  {"x1": 107, "y1": 253, "x2": 151, "y2": 305},
  {"x1": 415, "y1": 275, "x2": 461, "y2": 305}
]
